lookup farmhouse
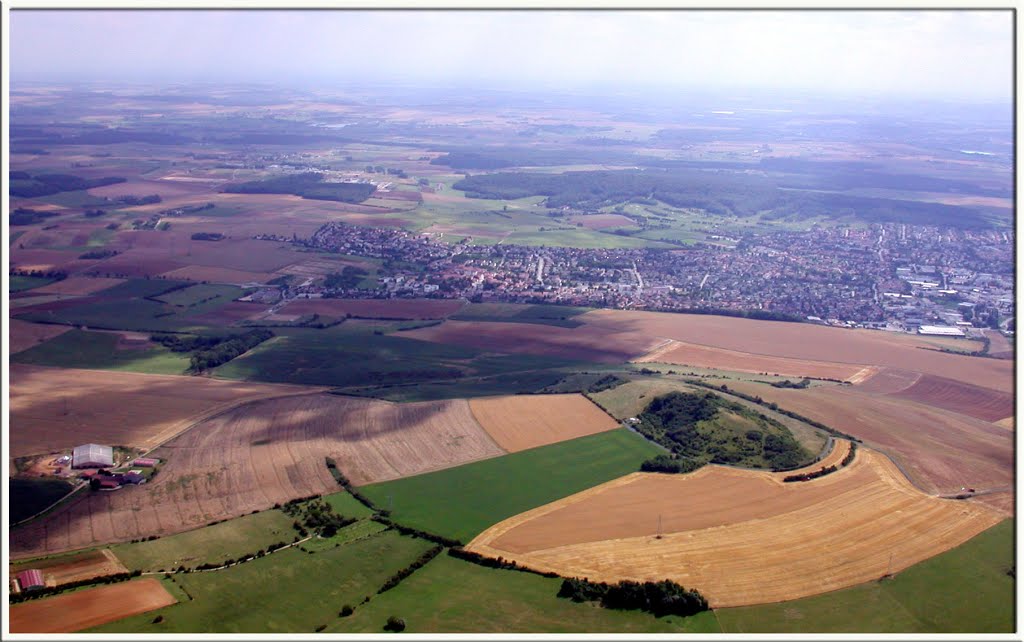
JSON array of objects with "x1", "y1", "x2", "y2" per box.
[
  {"x1": 72, "y1": 444, "x2": 113, "y2": 469},
  {"x1": 16, "y1": 570, "x2": 45, "y2": 591}
]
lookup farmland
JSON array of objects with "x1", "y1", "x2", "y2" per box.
[
  {"x1": 8, "y1": 319, "x2": 71, "y2": 354},
  {"x1": 468, "y1": 394, "x2": 620, "y2": 452},
  {"x1": 9, "y1": 364, "x2": 321, "y2": 459},
  {"x1": 361, "y1": 429, "x2": 663, "y2": 543},
  {"x1": 9, "y1": 392, "x2": 503, "y2": 557},
  {"x1": 88, "y1": 532, "x2": 435, "y2": 633},
  {"x1": 468, "y1": 448, "x2": 1003, "y2": 607},
  {"x1": 9, "y1": 578, "x2": 177, "y2": 633},
  {"x1": 10, "y1": 549, "x2": 128, "y2": 586},
  {"x1": 12, "y1": 329, "x2": 192, "y2": 375},
  {"x1": 279, "y1": 297, "x2": 467, "y2": 319}
]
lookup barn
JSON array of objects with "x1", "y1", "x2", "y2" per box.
[
  {"x1": 16, "y1": 570, "x2": 45, "y2": 591},
  {"x1": 131, "y1": 457, "x2": 159, "y2": 468},
  {"x1": 72, "y1": 444, "x2": 114, "y2": 469}
]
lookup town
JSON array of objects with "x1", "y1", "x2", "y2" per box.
[{"x1": 257, "y1": 219, "x2": 1014, "y2": 337}]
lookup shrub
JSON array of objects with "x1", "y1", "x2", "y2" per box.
[
  {"x1": 384, "y1": 616, "x2": 406, "y2": 632},
  {"x1": 339, "y1": 605, "x2": 354, "y2": 617}
]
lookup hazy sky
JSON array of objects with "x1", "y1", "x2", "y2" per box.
[{"x1": 10, "y1": 10, "x2": 1013, "y2": 101}]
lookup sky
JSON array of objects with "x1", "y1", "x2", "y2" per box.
[{"x1": 8, "y1": 9, "x2": 1014, "y2": 101}]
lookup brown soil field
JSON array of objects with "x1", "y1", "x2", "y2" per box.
[
  {"x1": 280, "y1": 297, "x2": 467, "y2": 319},
  {"x1": 995, "y1": 417, "x2": 1014, "y2": 430},
  {"x1": 401, "y1": 319, "x2": 661, "y2": 363},
  {"x1": 582, "y1": 309, "x2": 1012, "y2": 392},
  {"x1": 468, "y1": 448, "x2": 1003, "y2": 608},
  {"x1": 854, "y1": 367, "x2": 922, "y2": 393},
  {"x1": 10, "y1": 393, "x2": 503, "y2": 558},
  {"x1": 720, "y1": 381, "x2": 1014, "y2": 495},
  {"x1": 635, "y1": 339, "x2": 869, "y2": 381},
  {"x1": 9, "y1": 364, "x2": 321, "y2": 459},
  {"x1": 889, "y1": 375, "x2": 1013, "y2": 423},
  {"x1": 569, "y1": 213, "x2": 639, "y2": 230},
  {"x1": 32, "y1": 277, "x2": 126, "y2": 296},
  {"x1": 10, "y1": 248, "x2": 98, "y2": 274},
  {"x1": 9, "y1": 578, "x2": 176, "y2": 633},
  {"x1": 468, "y1": 394, "x2": 620, "y2": 452},
  {"x1": 9, "y1": 319, "x2": 71, "y2": 354},
  {"x1": 81, "y1": 253, "x2": 185, "y2": 278},
  {"x1": 11, "y1": 549, "x2": 128, "y2": 587},
  {"x1": 984, "y1": 329, "x2": 1014, "y2": 359},
  {"x1": 158, "y1": 264, "x2": 276, "y2": 284}
]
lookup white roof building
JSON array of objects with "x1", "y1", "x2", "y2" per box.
[
  {"x1": 917, "y1": 325, "x2": 965, "y2": 337},
  {"x1": 72, "y1": 444, "x2": 114, "y2": 469}
]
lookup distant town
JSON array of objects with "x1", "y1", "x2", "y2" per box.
[{"x1": 255, "y1": 220, "x2": 1014, "y2": 337}]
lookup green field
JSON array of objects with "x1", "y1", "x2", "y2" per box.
[
  {"x1": 9, "y1": 478, "x2": 75, "y2": 524},
  {"x1": 213, "y1": 324, "x2": 579, "y2": 391},
  {"x1": 98, "y1": 278, "x2": 191, "y2": 299},
  {"x1": 716, "y1": 519, "x2": 1014, "y2": 633},
  {"x1": 323, "y1": 489, "x2": 375, "y2": 519},
  {"x1": 361, "y1": 429, "x2": 662, "y2": 543},
  {"x1": 451, "y1": 302, "x2": 591, "y2": 328},
  {"x1": 90, "y1": 531, "x2": 435, "y2": 633},
  {"x1": 109, "y1": 509, "x2": 298, "y2": 572},
  {"x1": 154, "y1": 283, "x2": 244, "y2": 307},
  {"x1": 10, "y1": 275, "x2": 59, "y2": 292},
  {"x1": 332, "y1": 553, "x2": 721, "y2": 633},
  {"x1": 299, "y1": 520, "x2": 388, "y2": 552},
  {"x1": 12, "y1": 329, "x2": 191, "y2": 375}
]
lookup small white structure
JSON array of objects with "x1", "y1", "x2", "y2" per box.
[{"x1": 72, "y1": 443, "x2": 113, "y2": 469}]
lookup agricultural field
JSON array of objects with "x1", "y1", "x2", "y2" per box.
[
  {"x1": 9, "y1": 578, "x2": 177, "y2": 633},
  {"x1": 12, "y1": 329, "x2": 192, "y2": 375},
  {"x1": 9, "y1": 393, "x2": 501, "y2": 557},
  {"x1": 8, "y1": 319, "x2": 71, "y2": 354},
  {"x1": 8, "y1": 478, "x2": 77, "y2": 524},
  {"x1": 361, "y1": 429, "x2": 663, "y2": 543},
  {"x1": 716, "y1": 519, "x2": 1013, "y2": 633},
  {"x1": 718, "y1": 380, "x2": 1015, "y2": 497},
  {"x1": 9, "y1": 364, "x2": 320, "y2": 459},
  {"x1": 31, "y1": 276, "x2": 125, "y2": 295},
  {"x1": 468, "y1": 448, "x2": 1003, "y2": 607},
  {"x1": 10, "y1": 549, "x2": 128, "y2": 586},
  {"x1": 10, "y1": 275, "x2": 61, "y2": 292},
  {"x1": 332, "y1": 553, "x2": 721, "y2": 634},
  {"x1": 279, "y1": 297, "x2": 466, "y2": 319},
  {"x1": 468, "y1": 394, "x2": 620, "y2": 452},
  {"x1": 88, "y1": 532, "x2": 435, "y2": 634},
  {"x1": 451, "y1": 302, "x2": 591, "y2": 327}
]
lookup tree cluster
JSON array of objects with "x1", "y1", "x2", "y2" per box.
[
  {"x1": 447, "y1": 547, "x2": 559, "y2": 578},
  {"x1": 9, "y1": 172, "x2": 126, "y2": 198},
  {"x1": 324, "y1": 266, "x2": 370, "y2": 290},
  {"x1": 224, "y1": 173, "x2": 376, "y2": 204},
  {"x1": 11, "y1": 208, "x2": 60, "y2": 226},
  {"x1": 557, "y1": 577, "x2": 709, "y2": 618},
  {"x1": 640, "y1": 454, "x2": 702, "y2": 474},
  {"x1": 190, "y1": 232, "x2": 225, "y2": 241},
  {"x1": 188, "y1": 329, "x2": 273, "y2": 372}
]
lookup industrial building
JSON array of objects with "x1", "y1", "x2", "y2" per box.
[
  {"x1": 917, "y1": 325, "x2": 966, "y2": 337},
  {"x1": 72, "y1": 443, "x2": 114, "y2": 469}
]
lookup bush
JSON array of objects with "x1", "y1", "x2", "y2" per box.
[
  {"x1": 339, "y1": 605, "x2": 354, "y2": 617},
  {"x1": 383, "y1": 616, "x2": 406, "y2": 632}
]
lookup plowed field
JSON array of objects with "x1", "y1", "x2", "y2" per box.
[
  {"x1": 889, "y1": 375, "x2": 1013, "y2": 423},
  {"x1": 10, "y1": 394, "x2": 503, "y2": 558},
  {"x1": 721, "y1": 381, "x2": 1014, "y2": 495},
  {"x1": 9, "y1": 364, "x2": 320, "y2": 458},
  {"x1": 582, "y1": 310, "x2": 1011, "y2": 392},
  {"x1": 11, "y1": 549, "x2": 128, "y2": 586},
  {"x1": 468, "y1": 448, "x2": 1002, "y2": 608},
  {"x1": 468, "y1": 394, "x2": 620, "y2": 452},
  {"x1": 9, "y1": 578, "x2": 176, "y2": 633},
  {"x1": 635, "y1": 339, "x2": 869, "y2": 381}
]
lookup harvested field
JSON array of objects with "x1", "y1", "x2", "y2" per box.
[
  {"x1": 9, "y1": 364, "x2": 320, "y2": 459},
  {"x1": 468, "y1": 448, "x2": 1002, "y2": 608},
  {"x1": 468, "y1": 394, "x2": 620, "y2": 452},
  {"x1": 889, "y1": 375, "x2": 1013, "y2": 423},
  {"x1": 11, "y1": 549, "x2": 128, "y2": 587},
  {"x1": 9, "y1": 578, "x2": 176, "y2": 633},
  {"x1": 280, "y1": 297, "x2": 466, "y2": 320},
  {"x1": 10, "y1": 393, "x2": 503, "y2": 557},
  {"x1": 721, "y1": 381, "x2": 1014, "y2": 495},
  {"x1": 9, "y1": 319, "x2": 71, "y2": 354},
  {"x1": 582, "y1": 310, "x2": 1013, "y2": 392},
  {"x1": 33, "y1": 277, "x2": 125, "y2": 295},
  {"x1": 995, "y1": 417, "x2": 1014, "y2": 430},
  {"x1": 855, "y1": 367, "x2": 922, "y2": 394},
  {"x1": 401, "y1": 319, "x2": 660, "y2": 363},
  {"x1": 158, "y1": 265, "x2": 276, "y2": 285},
  {"x1": 635, "y1": 339, "x2": 869, "y2": 381},
  {"x1": 188, "y1": 301, "x2": 269, "y2": 325}
]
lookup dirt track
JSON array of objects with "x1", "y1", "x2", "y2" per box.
[
  {"x1": 469, "y1": 394, "x2": 620, "y2": 452},
  {"x1": 9, "y1": 578, "x2": 175, "y2": 633},
  {"x1": 468, "y1": 448, "x2": 1003, "y2": 608}
]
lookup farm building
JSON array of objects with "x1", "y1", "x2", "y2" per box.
[
  {"x1": 918, "y1": 325, "x2": 966, "y2": 337},
  {"x1": 16, "y1": 570, "x2": 45, "y2": 591},
  {"x1": 72, "y1": 444, "x2": 113, "y2": 469},
  {"x1": 131, "y1": 458, "x2": 159, "y2": 468}
]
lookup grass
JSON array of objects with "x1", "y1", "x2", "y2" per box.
[
  {"x1": 11, "y1": 329, "x2": 191, "y2": 375},
  {"x1": 299, "y1": 521, "x2": 388, "y2": 552},
  {"x1": 716, "y1": 519, "x2": 1014, "y2": 633},
  {"x1": 332, "y1": 553, "x2": 721, "y2": 633},
  {"x1": 451, "y1": 302, "x2": 591, "y2": 328},
  {"x1": 109, "y1": 509, "x2": 298, "y2": 572},
  {"x1": 213, "y1": 324, "x2": 578, "y2": 390},
  {"x1": 89, "y1": 531, "x2": 435, "y2": 633},
  {"x1": 9, "y1": 478, "x2": 75, "y2": 524},
  {"x1": 10, "y1": 275, "x2": 59, "y2": 292},
  {"x1": 323, "y1": 489, "x2": 375, "y2": 519},
  {"x1": 153, "y1": 284, "x2": 244, "y2": 307},
  {"x1": 361, "y1": 429, "x2": 662, "y2": 543}
]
